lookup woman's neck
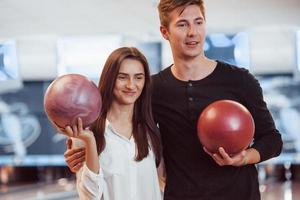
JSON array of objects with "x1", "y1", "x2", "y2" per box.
[{"x1": 107, "y1": 102, "x2": 134, "y2": 139}]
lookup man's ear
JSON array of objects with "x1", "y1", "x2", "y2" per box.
[{"x1": 160, "y1": 25, "x2": 169, "y2": 40}]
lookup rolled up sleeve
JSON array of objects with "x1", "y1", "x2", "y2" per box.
[{"x1": 76, "y1": 163, "x2": 105, "y2": 200}]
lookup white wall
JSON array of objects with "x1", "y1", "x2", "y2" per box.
[
  {"x1": 0, "y1": 0, "x2": 299, "y2": 80},
  {"x1": 248, "y1": 26, "x2": 298, "y2": 74},
  {"x1": 16, "y1": 35, "x2": 58, "y2": 80}
]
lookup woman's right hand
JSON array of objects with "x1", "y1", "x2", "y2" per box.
[
  {"x1": 65, "y1": 118, "x2": 94, "y2": 143},
  {"x1": 64, "y1": 138, "x2": 86, "y2": 173}
]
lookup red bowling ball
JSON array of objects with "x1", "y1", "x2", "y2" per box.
[
  {"x1": 197, "y1": 100, "x2": 255, "y2": 155},
  {"x1": 44, "y1": 74, "x2": 102, "y2": 129}
]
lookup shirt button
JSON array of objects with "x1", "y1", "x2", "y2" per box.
[{"x1": 189, "y1": 97, "x2": 193, "y2": 101}]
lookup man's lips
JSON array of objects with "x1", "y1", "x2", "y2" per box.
[{"x1": 186, "y1": 41, "x2": 199, "y2": 45}]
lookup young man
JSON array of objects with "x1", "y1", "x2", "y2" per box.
[
  {"x1": 152, "y1": 0, "x2": 282, "y2": 199},
  {"x1": 64, "y1": 1, "x2": 282, "y2": 199}
]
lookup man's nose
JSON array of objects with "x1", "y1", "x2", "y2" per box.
[{"x1": 188, "y1": 24, "x2": 196, "y2": 37}]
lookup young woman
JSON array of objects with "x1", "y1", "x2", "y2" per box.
[{"x1": 63, "y1": 47, "x2": 162, "y2": 200}]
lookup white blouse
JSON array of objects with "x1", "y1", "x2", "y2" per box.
[{"x1": 76, "y1": 120, "x2": 162, "y2": 200}]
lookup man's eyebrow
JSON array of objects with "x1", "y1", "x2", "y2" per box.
[
  {"x1": 176, "y1": 16, "x2": 204, "y2": 24},
  {"x1": 176, "y1": 19, "x2": 188, "y2": 23},
  {"x1": 195, "y1": 16, "x2": 204, "y2": 21}
]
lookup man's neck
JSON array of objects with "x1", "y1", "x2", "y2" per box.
[{"x1": 171, "y1": 56, "x2": 217, "y2": 81}]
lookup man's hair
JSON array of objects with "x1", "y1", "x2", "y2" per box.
[{"x1": 158, "y1": 0, "x2": 205, "y2": 28}]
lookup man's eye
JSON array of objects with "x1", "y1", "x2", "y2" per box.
[{"x1": 177, "y1": 21, "x2": 188, "y2": 27}]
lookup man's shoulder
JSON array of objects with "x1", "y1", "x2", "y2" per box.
[
  {"x1": 217, "y1": 61, "x2": 258, "y2": 86},
  {"x1": 216, "y1": 61, "x2": 254, "y2": 80},
  {"x1": 151, "y1": 66, "x2": 171, "y2": 83},
  {"x1": 217, "y1": 61, "x2": 248, "y2": 73}
]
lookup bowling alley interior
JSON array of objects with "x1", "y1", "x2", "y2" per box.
[{"x1": 1, "y1": 0, "x2": 300, "y2": 199}]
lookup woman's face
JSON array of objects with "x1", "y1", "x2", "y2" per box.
[{"x1": 113, "y1": 58, "x2": 145, "y2": 106}]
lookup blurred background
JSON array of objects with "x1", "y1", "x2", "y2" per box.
[{"x1": 0, "y1": 0, "x2": 300, "y2": 199}]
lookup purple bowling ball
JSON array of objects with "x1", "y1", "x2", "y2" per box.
[{"x1": 44, "y1": 74, "x2": 102, "y2": 129}]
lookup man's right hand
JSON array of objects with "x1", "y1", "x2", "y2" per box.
[{"x1": 64, "y1": 138, "x2": 86, "y2": 173}]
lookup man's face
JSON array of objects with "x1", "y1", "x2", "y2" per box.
[{"x1": 160, "y1": 4, "x2": 206, "y2": 60}]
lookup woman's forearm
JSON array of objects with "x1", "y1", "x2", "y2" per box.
[{"x1": 84, "y1": 137, "x2": 100, "y2": 174}]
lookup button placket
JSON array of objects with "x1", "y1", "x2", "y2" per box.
[{"x1": 187, "y1": 81, "x2": 196, "y2": 120}]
